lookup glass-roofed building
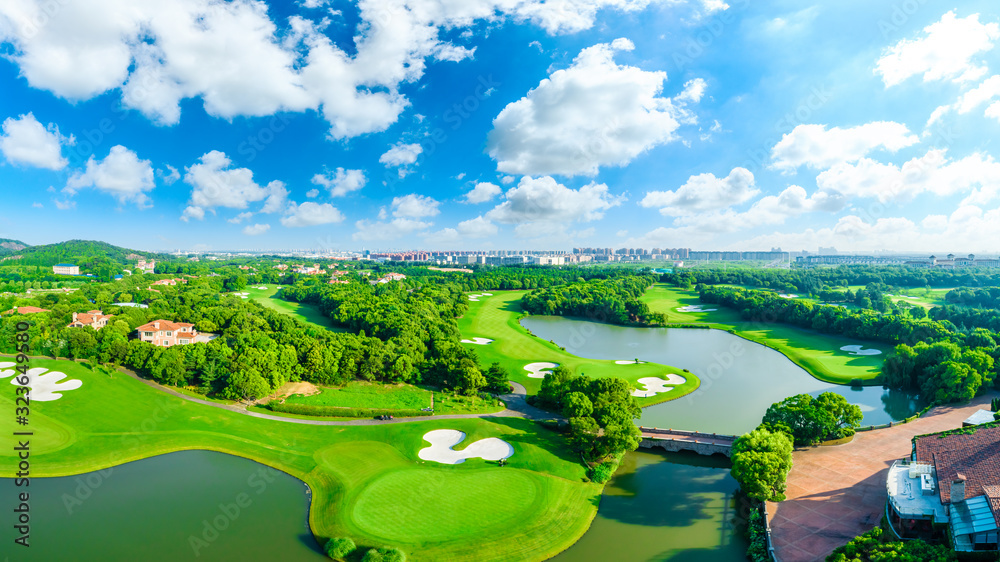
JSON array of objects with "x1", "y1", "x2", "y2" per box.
[{"x1": 887, "y1": 425, "x2": 1000, "y2": 552}]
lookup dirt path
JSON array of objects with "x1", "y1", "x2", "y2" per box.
[{"x1": 767, "y1": 392, "x2": 999, "y2": 562}]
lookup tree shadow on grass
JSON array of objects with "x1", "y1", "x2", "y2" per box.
[{"x1": 482, "y1": 417, "x2": 582, "y2": 469}]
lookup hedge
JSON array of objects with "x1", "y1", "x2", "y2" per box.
[{"x1": 265, "y1": 402, "x2": 428, "y2": 418}]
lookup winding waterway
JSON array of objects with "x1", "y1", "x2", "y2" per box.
[
  {"x1": 2, "y1": 450, "x2": 322, "y2": 561},
  {"x1": 522, "y1": 316, "x2": 922, "y2": 562}
]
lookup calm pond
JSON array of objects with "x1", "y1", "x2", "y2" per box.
[
  {"x1": 1, "y1": 450, "x2": 323, "y2": 561},
  {"x1": 521, "y1": 316, "x2": 923, "y2": 433},
  {"x1": 522, "y1": 316, "x2": 922, "y2": 562}
]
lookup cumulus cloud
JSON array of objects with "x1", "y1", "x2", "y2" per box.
[
  {"x1": 64, "y1": 145, "x2": 155, "y2": 207},
  {"x1": 181, "y1": 150, "x2": 283, "y2": 220},
  {"x1": 1, "y1": 1, "x2": 704, "y2": 139},
  {"x1": 486, "y1": 176, "x2": 623, "y2": 226},
  {"x1": 311, "y1": 168, "x2": 366, "y2": 197},
  {"x1": 0, "y1": 113, "x2": 72, "y2": 170},
  {"x1": 392, "y1": 193, "x2": 440, "y2": 218},
  {"x1": 228, "y1": 212, "x2": 253, "y2": 224},
  {"x1": 668, "y1": 185, "x2": 836, "y2": 233},
  {"x1": 280, "y1": 202, "x2": 345, "y2": 227},
  {"x1": 815, "y1": 149, "x2": 1000, "y2": 205},
  {"x1": 243, "y1": 223, "x2": 270, "y2": 235},
  {"x1": 353, "y1": 218, "x2": 432, "y2": 241},
  {"x1": 926, "y1": 75, "x2": 1000, "y2": 127},
  {"x1": 769, "y1": 122, "x2": 919, "y2": 172},
  {"x1": 424, "y1": 215, "x2": 499, "y2": 244},
  {"x1": 876, "y1": 11, "x2": 1000, "y2": 88},
  {"x1": 379, "y1": 143, "x2": 423, "y2": 167},
  {"x1": 641, "y1": 168, "x2": 758, "y2": 216},
  {"x1": 463, "y1": 182, "x2": 502, "y2": 204},
  {"x1": 487, "y1": 38, "x2": 693, "y2": 177},
  {"x1": 989, "y1": 101, "x2": 1000, "y2": 121}
]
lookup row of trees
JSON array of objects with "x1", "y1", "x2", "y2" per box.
[
  {"x1": 521, "y1": 275, "x2": 665, "y2": 326},
  {"x1": 882, "y1": 340, "x2": 998, "y2": 403},
  {"x1": 698, "y1": 286, "x2": 950, "y2": 345}
]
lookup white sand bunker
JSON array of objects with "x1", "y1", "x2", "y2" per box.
[
  {"x1": 418, "y1": 429, "x2": 514, "y2": 465},
  {"x1": 616, "y1": 360, "x2": 647, "y2": 364},
  {"x1": 778, "y1": 294, "x2": 799, "y2": 299},
  {"x1": 0, "y1": 364, "x2": 83, "y2": 401},
  {"x1": 524, "y1": 362, "x2": 559, "y2": 378},
  {"x1": 841, "y1": 345, "x2": 883, "y2": 356},
  {"x1": 257, "y1": 286, "x2": 267, "y2": 290},
  {"x1": 677, "y1": 305, "x2": 717, "y2": 312},
  {"x1": 461, "y1": 337, "x2": 494, "y2": 345},
  {"x1": 631, "y1": 375, "x2": 687, "y2": 398},
  {"x1": 467, "y1": 293, "x2": 493, "y2": 301}
]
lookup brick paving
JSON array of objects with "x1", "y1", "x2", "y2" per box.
[{"x1": 767, "y1": 392, "x2": 999, "y2": 562}]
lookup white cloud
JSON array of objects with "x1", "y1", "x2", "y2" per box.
[
  {"x1": 988, "y1": 101, "x2": 1000, "y2": 121},
  {"x1": 54, "y1": 198, "x2": 76, "y2": 210},
  {"x1": 280, "y1": 202, "x2": 345, "y2": 227},
  {"x1": 311, "y1": 168, "x2": 366, "y2": 197},
  {"x1": 669, "y1": 185, "x2": 834, "y2": 232},
  {"x1": 0, "y1": 113, "x2": 72, "y2": 170},
  {"x1": 301, "y1": 0, "x2": 328, "y2": 8},
  {"x1": 181, "y1": 206, "x2": 205, "y2": 221},
  {"x1": 487, "y1": 38, "x2": 692, "y2": 177},
  {"x1": 876, "y1": 11, "x2": 1000, "y2": 88},
  {"x1": 815, "y1": 149, "x2": 1000, "y2": 204},
  {"x1": 927, "y1": 75, "x2": 1000, "y2": 127},
  {"x1": 2, "y1": 1, "x2": 704, "y2": 140},
  {"x1": 423, "y1": 215, "x2": 498, "y2": 244},
  {"x1": 675, "y1": 78, "x2": 707, "y2": 104},
  {"x1": 182, "y1": 150, "x2": 283, "y2": 219},
  {"x1": 379, "y1": 143, "x2": 423, "y2": 167},
  {"x1": 64, "y1": 145, "x2": 155, "y2": 207},
  {"x1": 769, "y1": 122, "x2": 919, "y2": 172},
  {"x1": 306, "y1": 189, "x2": 320, "y2": 198},
  {"x1": 243, "y1": 223, "x2": 270, "y2": 235},
  {"x1": 228, "y1": 212, "x2": 253, "y2": 224},
  {"x1": 464, "y1": 182, "x2": 502, "y2": 204},
  {"x1": 353, "y1": 218, "x2": 431, "y2": 241},
  {"x1": 641, "y1": 168, "x2": 758, "y2": 216},
  {"x1": 486, "y1": 176, "x2": 623, "y2": 226},
  {"x1": 392, "y1": 194, "x2": 440, "y2": 218},
  {"x1": 161, "y1": 164, "x2": 180, "y2": 184}
]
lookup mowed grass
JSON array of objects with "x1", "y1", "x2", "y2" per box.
[
  {"x1": 284, "y1": 381, "x2": 505, "y2": 415},
  {"x1": 456, "y1": 292, "x2": 699, "y2": 406},
  {"x1": 241, "y1": 285, "x2": 349, "y2": 333},
  {"x1": 641, "y1": 284, "x2": 889, "y2": 384},
  {"x1": 0, "y1": 359, "x2": 599, "y2": 562}
]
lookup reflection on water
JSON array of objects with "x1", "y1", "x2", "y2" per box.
[
  {"x1": 0, "y1": 450, "x2": 323, "y2": 562},
  {"x1": 520, "y1": 317, "x2": 923, "y2": 434},
  {"x1": 551, "y1": 450, "x2": 748, "y2": 562}
]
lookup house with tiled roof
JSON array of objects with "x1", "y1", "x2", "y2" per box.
[
  {"x1": 886, "y1": 424, "x2": 1000, "y2": 551},
  {"x1": 136, "y1": 320, "x2": 216, "y2": 347},
  {"x1": 68, "y1": 310, "x2": 113, "y2": 330},
  {"x1": 2, "y1": 306, "x2": 51, "y2": 315}
]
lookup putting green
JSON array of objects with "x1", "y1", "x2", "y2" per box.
[
  {"x1": 457, "y1": 291, "x2": 700, "y2": 406},
  {"x1": 351, "y1": 469, "x2": 538, "y2": 542},
  {"x1": 641, "y1": 284, "x2": 888, "y2": 384},
  {"x1": 1, "y1": 358, "x2": 600, "y2": 562}
]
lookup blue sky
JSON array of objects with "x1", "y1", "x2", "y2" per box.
[{"x1": 1, "y1": 0, "x2": 999, "y2": 253}]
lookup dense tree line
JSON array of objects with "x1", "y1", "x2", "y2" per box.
[
  {"x1": 882, "y1": 340, "x2": 998, "y2": 403},
  {"x1": 826, "y1": 528, "x2": 955, "y2": 562},
  {"x1": 664, "y1": 265, "x2": 1000, "y2": 292},
  {"x1": 521, "y1": 275, "x2": 665, "y2": 326},
  {"x1": 698, "y1": 286, "x2": 950, "y2": 345}
]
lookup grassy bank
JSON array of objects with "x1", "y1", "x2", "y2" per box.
[
  {"x1": 0, "y1": 359, "x2": 599, "y2": 562},
  {"x1": 241, "y1": 285, "x2": 349, "y2": 333},
  {"x1": 640, "y1": 284, "x2": 888, "y2": 384},
  {"x1": 282, "y1": 381, "x2": 505, "y2": 415},
  {"x1": 456, "y1": 291, "x2": 700, "y2": 406}
]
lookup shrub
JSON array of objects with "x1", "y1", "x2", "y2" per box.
[
  {"x1": 325, "y1": 537, "x2": 356, "y2": 560},
  {"x1": 746, "y1": 508, "x2": 769, "y2": 562},
  {"x1": 589, "y1": 461, "x2": 616, "y2": 484},
  {"x1": 361, "y1": 547, "x2": 406, "y2": 562}
]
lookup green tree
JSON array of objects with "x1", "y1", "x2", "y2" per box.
[
  {"x1": 730, "y1": 427, "x2": 793, "y2": 502},
  {"x1": 483, "y1": 362, "x2": 511, "y2": 393},
  {"x1": 826, "y1": 527, "x2": 955, "y2": 562},
  {"x1": 325, "y1": 537, "x2": 356, "y2": 560},
  {"x1": 361, "y1": 547, "x2": 406, "y2": 562},
  {"x1": 562, "y1": 391, "x2": 594, "y2": 418}
]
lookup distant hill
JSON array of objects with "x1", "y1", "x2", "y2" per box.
[
  {"x1": 13, "y1": 240, "x2": 169, "y2": 268},
  {"x1": 0, "y1": 239, "x2": 29, "y2": 255}
]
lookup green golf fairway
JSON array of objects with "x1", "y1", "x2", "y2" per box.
[
  {"x1": 641, "y1": 284, "x2": 888, "y2": 384},
  {"x1": 456, "y1": 291, "x2": 700, "y2": 405},
  {"x1": 0, "y1": 358, "x2": 600, "y2": 562}
]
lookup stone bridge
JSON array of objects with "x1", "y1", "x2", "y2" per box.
[{"x1": 637, "y1": 426, "x2": 737, "y2": 457}]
